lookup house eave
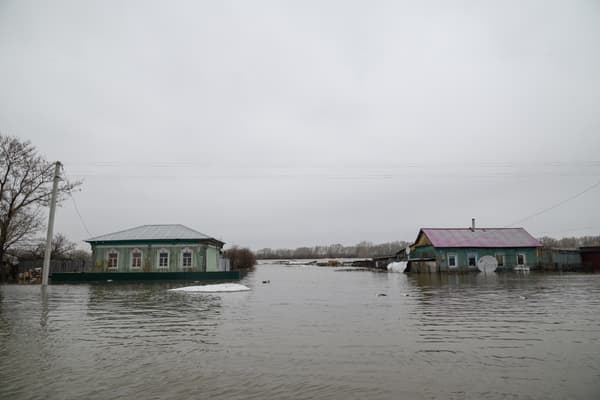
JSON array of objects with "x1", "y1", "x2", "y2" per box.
[{"x1": 86, "y1": 238, "x2": 225, "y2": 247}]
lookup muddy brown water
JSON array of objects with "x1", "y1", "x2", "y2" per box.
[{"x1": 1, "y1": 265, "x2": 599, "y2": 399}]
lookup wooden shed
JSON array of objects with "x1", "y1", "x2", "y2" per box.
[
  {"x1": 580, "y1": 246, "x2": 600, "y2": 272},
  {"x1": 538, "y1": 248, "x2": 582, "y2": 271}
]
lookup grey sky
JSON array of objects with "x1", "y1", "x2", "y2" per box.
[{"x1": 1, "y1": 0, "x2": 599, "y2": 250}]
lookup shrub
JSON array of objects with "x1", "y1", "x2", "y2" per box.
[{"x1": 225, "y1": 247, "x2": 256, "y2": 270}]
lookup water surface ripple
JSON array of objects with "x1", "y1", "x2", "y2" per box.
[{"x1": 1, "y1": 266, "x2": 599, "y2": 399}]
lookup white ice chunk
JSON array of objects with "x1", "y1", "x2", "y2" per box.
[
  {"x1": 169, "y1": 283, "x2": 250, "y2": 293},
  {"x1": 387, "y1": 261, "x2": 407, "y2": 273}
]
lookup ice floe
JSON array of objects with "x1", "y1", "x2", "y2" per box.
[
  {"x1": 169, "y1": 283, "x2": 250, "y2": 293},
  {"x1": 387, "y1": 261, "x2": 407, "y2": 273}
]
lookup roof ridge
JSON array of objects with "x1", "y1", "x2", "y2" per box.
[
  {"x1": 422, "y1": 227, "x2": 525, "y2": 230},
  {"x1": 178, "y1": 224, "x2": 211, "y2": 237},
  {"x1": 138, "y1": 224, "x2": 184, "y2": 226},
  {"x1": 86, "y1": 224, "x2": 217, "y2": 243},
  {"x1": 86, "y1": 225, "x2": 146, "y2": 241}
]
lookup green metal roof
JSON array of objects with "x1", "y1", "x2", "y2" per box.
[{"x1": 86, "y1": 224, "x2": 221, "y2": 243}]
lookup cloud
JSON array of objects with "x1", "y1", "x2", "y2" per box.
[{"x1": 1, "y1": 0, "x2": 599, "y2": 249}]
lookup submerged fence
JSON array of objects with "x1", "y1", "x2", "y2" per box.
[
  {"x1": 18, "y1": 259, "x2": 91, "y2": 274},
  {"x1": 219, "y1": 257, "x2": 231, "y2": 272}
]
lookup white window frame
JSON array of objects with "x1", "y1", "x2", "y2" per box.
[
  {"x1": 181, "y1": 248, "x2": 193, "y2": 270},
  {"x1": 130, "y1": 248, "x2": 142, "y2": 270},
  {"x1": 447, "y1": 253, "x2": 458, "y2": 268},
  {"x1": 516, "y1": 253, "x2": 526, "y2": 266},
  {"x1": 467, "y1": 252, "x2": 478, "y2": 268},
  {"x1": 495, "y1": 253, "x2": 505, "y2": 267},
  {"x1": 107, "y1": 249, "x2": 119, "y2": 271},
  {"x1": 157, "y1": 248, "x2": 170, "y2": 270}
]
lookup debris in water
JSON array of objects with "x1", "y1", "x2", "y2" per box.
[{"x1": 334, "y1": 268, "x2": 372, "y2": 272}]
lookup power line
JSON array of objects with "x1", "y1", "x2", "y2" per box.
[
  {"x1": 508, "y1": 177, "x2": 600, "y2": 227},
  {"x1": 536, "y1": 226, "x2": 600, "y2": 236},
  {"x1": 63, "y1": 159, "x2": 600, "y2": 180},
  {"x1": 61, "y1": 167, "x2": 93, "y2": 237},
  {"x1": 63, "y1": 170, "x2": 600, "y2": 181},
  {"x1": 64, "y1": 160, "x2": 600, "y2": 169},
  {"x1": 69, "y1": 192, "x2": 92, "y2": 237}
]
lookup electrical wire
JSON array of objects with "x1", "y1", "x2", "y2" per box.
[
  {"x1": 508, "y1": 178, "x2": 600, "y2": 227},
  {"x1": 62, "y1": 159, "x2": 600, "y2": 181},
  {"x1": 61, "y1": 167, "x2": 93, "y2": 237},
  {"x1": 63, "y1": 160, "x2": 600, "y2": 168},
  {"x1": 69, "y1": 192, "x2": 92, "y2": 237},
  {"x1": 536, "y1": 226, "x2": 600, "y2": 236}
]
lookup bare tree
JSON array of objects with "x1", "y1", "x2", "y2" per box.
[
  {"x1": 0, "y1": 135, "x2": 80, "y2": 279},
  {"x1": 31, "y1": 233, "x2": 78, "y2": 259}
]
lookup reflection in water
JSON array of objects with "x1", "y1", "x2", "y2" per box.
[
  {"x1": 85, "y1": 283, "x2": 223, "y2": 347},
  {"x1": 1, "y1": 269, "x2": 600, "y2": 400},
  {"x1": 40, "y1": 287, "x2": 49, "y2": 330},
  {"x1": 406, "y1": 272, "x2": 600, "y2": 399}
]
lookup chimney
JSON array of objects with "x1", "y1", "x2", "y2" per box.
[{"x1": 471, "y1": 218, "x2": 475, "y2": 231}]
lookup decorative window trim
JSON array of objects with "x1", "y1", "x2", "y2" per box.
[
  {"x1": 467, "y1": 253, "x2": 478, "y2": 268},
  {"x1": 516, "y1": 253, "x2": 526, "y2": 266},
  {"x1": 181, "y1": 248, "x2": 193, "y2": 270},
  {"x1": 495, "y1": 253, "x2": 505, "y2": 267},
  {"x1": 447, "y1": 253, "x2": 457, "y2": 268},
  {"x1": 157, "y1": 248, "x2": 170, "y2": 270},
  {"x1": 131, "y1": 248, "x2": 142, "y2": 270},
  {"x1": 107, "y1": 249, "x2": 119, "y2": 271}
]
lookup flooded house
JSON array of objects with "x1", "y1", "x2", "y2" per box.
[
  {"x1": 86, "y1": 224, "x2": 226, "y2": 272},
  {"x1": 50, "y1": 224, "x2": 236, "y2": 282},
  {"x1": 406, "y1": 220, "x2": 541, "y2": 273}
]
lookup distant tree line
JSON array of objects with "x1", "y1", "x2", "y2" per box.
[
  {"x1": 256, "y1": 240, "x2": 410, "y2": 260},
  {"x1": 538, "y1": 235, "x2": 600, "y2": 248},
  {"x1": 257, "y1": 235, "x2": 600, "y2": 260}
]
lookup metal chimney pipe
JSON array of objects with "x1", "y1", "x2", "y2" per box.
[{"x1": 471, "y1": 218, "x2": 475, "y2": 231}]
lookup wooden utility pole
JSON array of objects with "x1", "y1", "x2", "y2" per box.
[{"x1": 41, "y1": 161, "x2": 61, "y2": 287}]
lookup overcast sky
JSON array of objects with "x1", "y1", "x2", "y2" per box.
[{"x1": 1, "y1": 0, "x2": 599, "y2": 250}]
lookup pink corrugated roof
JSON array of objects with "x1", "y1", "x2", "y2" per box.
[{"x1": 421, "y1": 228, "x2": 541, "y2": 248}]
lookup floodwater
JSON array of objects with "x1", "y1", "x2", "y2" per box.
[{"x1": 1, "y1": 265, "x2": 599, "y2": 400}]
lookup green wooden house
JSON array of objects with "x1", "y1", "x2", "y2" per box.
[
  {"x1": 408, "y1": 222, "x2": 541, "y2": 273},
  {"x1": 86, "y1": 224, "x2": 226, "y2": 273}
]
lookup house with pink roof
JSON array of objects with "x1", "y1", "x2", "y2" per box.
[{"x1": 407, "y1": 220, "x2": 541, "y2": 273}]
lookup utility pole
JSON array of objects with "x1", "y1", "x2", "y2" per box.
[{"x1": 41, "y1": 161, "x2": 61, "y2": 287}]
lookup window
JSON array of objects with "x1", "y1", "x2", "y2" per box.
[
  {"x1": 131, "y1": 249, "x2": 142, "y2": 269},
  {"x1": 107, "y1": 250, "x2": 118, "y2": 270},
  {"x1": 158, "y1": 249, "x2": 169, "y2": 269},
  {"x1": 517, "y1": 253, "x2": 526, "y2": 266},
  {"x1": 468, "y1": 253, "x2": 477, "y2": 267},
  {"x1": 495, "y1": 253, "x2": 505, "y2": 267},
  {"x1": 447, "y1": 253, "x2": 457, "y2": 268},
  {"x1": 182, "y1": 248, "x2": 192, "y2": 269}
]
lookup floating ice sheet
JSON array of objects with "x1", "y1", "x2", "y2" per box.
[
  {"x1": 169, "y1": 283, "x2": 250, "y2": 293},
  {"x1": 387, "y1": 261, "x2": 407, "y2": 273}
]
